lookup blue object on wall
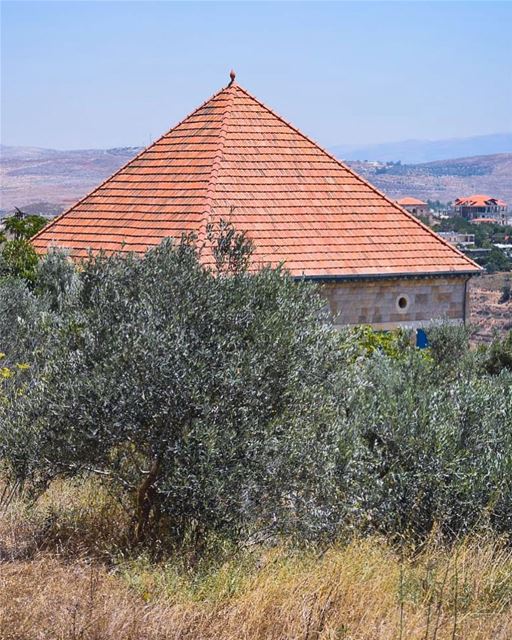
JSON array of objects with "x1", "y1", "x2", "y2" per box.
[{"x1": 416, "y1": 328, "x2": 429, "y2": 349}]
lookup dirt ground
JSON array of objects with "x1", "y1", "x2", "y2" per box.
[{"x1": 470, "y1": 272, "x2": 512, "y2": 343}]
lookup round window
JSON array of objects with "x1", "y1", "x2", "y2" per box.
[{"x1": 396, "y1": 295, "x2": 409, "y2": 312}]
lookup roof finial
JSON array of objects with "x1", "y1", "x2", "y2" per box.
[{"x1": 229, "y1": 69, "x2": 236, "y2": 85}]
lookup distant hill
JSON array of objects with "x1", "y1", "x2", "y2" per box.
[
  {"x1": 347, "y1": 153, "x2": 512, "y2": 203},
  {"x1": 1, "y1": 144, "x2": 511, "y2": 216},
  {"x1": 0, "y1": 145, "x2": 142, "y2": 216},
  {"x1": 332, "y1": 133, "x2": 512, "y2": 164}
]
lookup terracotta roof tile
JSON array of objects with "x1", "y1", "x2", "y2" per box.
[
  {"x1": 454, "y1": 194, "x2": 507, "y2": 208},
  {"x1": 397, "y1": 197, "x2": 427, "y2": 206},
  {"x1": 32, "y1": 79, "x2": 480, "y2": 277},
  {"x1": 471, "y1": 217, "x2": 501, "y2": 224}
]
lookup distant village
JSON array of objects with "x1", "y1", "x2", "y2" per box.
[{"x1": 396, "y1": 193, "x2": 512, "y2": 272}]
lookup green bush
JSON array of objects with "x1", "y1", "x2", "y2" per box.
[
  {"x1": 485, "y1": 247, "x2": 512, "y2": 273},
  {"x1": 351, "y1": 325, "x2": 414, "y2": 359},
  {"x1": 1, "y1": 236, "x2": 344, "y2": 546},
  {"x1": 342, "y1": 348, "x2": 512, "y2": 539},
  {"x1": 0, "y1": 240, "x2": 39, "y2": 282},
  {"x1": 2, "y1": 212, "x2": 48, "y2": 241},
  {"x1": 484, "y1": 331, "x2": 512, "y2": 375},
  {"x1": 1, "y1": 232, "x2": 512, "y2": 550},
  {"x1": 0, "y1": 211, "x2": 47, "y2": 283},
  {"x1": 499, "y1": 280, "x2": 511, "y2": 304}
]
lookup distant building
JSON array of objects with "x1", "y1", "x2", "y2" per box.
[
  {"x1": 438, "y1": 231, "x2": 475, "y2": 249},
  {"x1": 397, "y1": 197, "x2": 429, "y2": 218},
  {"x1": 494, "y1": 244, "x2": 512, "y2": 258},
  {"x1": 452, "y1": 194, "x2": 508, "y2": 224}
]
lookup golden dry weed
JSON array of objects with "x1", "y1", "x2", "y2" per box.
[
  {"x1": 1, "y1": 479, "x2": 511, "y2": 639},
  {"x1": 1, "y1": 539, "x2": 512, "y2": 639}
]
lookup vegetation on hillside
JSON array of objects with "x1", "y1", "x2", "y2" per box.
[
  {"x1": 437, "y1": 215, "x2": 512, "y2": 247},
  {"x1": 1, "y1": 228, "x2": 511, "y2": 550},
  {"x1": 0, "y1": 209, "x2": 47, "y2": 282},
  {"x1": 348, "y1": 153, "x2": 512, "y2": 205},
  {"x1": 432, "y1": 216, "x2": 512, "y2": 272},
  {"x1": 1, "y1": 227, "x2": 512, "y2": 637}
]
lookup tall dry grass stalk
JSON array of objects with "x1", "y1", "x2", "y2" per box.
[
  {"x1": 1, "y1": 538, "x2": 512, "y2": 639},
  {"x1": 1, "y1": 479, "x2": 512, "y2": 639}
]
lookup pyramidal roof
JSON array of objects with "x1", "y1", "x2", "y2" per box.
[{"x1": 33, "y1": 75, "x2": 480, "y2": 278}]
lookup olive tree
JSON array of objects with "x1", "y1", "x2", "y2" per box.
[
  {"x1": 1, "y1": 234, "x2": 346, "y2": 545},
  {"x1": 343, "y1": 346, "x2": 512, "y2": 540},
  {"x1": 4, "y1": 230, "x2": 511, "y2": 547}
]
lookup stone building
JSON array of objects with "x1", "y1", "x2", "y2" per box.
[
  {"x1": 32, "y1": 73, "x2": 481, "y2": 331},
  {"x1": 437, "y1": 231, "x2": 475, "y2": 250},
  {"x1": 453, "y1": 194, "x2": 508, "y2": 225},
  {"x1": 396, "y1": 197, "x2": 429, "y2": 218}
]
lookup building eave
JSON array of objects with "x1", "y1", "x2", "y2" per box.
[{"x1": 295, "y1": 270, "x2": 481, "y2": 284}]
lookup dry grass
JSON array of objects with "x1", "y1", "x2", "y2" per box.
[
  {"x1": 0, "y1": 476, "x2": 131, "y2": 561},
  {"x1": 2, "y1": 539, "x2": 512, "y2": 639},
  {"x1": 1, "y1": 480, "x2": 512, "y2": 639},
  {"x1": 470, "y1": 272, "x2": 512, "y2": 342}
]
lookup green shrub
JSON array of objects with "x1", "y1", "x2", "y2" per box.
[
  {"x1": 484, "y1": 331, "x2": 512, "y2": 375},
  {"x1": 0, "y1": 212, "x2": 47, "y2": 283},
  {"x1": 351, "y1": 325, "x2": 413, "y2": 359},
  {"x1": 0, "y1": 240, "x2": 39, "y2": 282},
  {"x1": 499, "y1": 280, "x2": 511, "y2": 304},
  {"x1": 343, "y1": 348, "x2": 512, "y2": 539},
  {"x1": 1, "y1": 235, "x2": 344, "y2": 546},
  {"x1": 2, "y1": 212, "x2": 48, "y2": 241},
  {"x1": 426, "y1": 322, "x2": 471, "y2": 367},
  {"x1": 1, "y1": 232, "x2": 512, "y2": 550}
]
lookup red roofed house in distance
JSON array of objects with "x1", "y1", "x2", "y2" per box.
[
  {"x1": 452, "y1": 194, "x2": 508, "y2": 225},
  {"x1": 396, "y1": 197, "x2": 429, "y2": 218},
  {"x1": 32, "y1": 72, "x2": 481, "y2": 333}
]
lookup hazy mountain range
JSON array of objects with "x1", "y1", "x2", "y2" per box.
[
  {"x1": 0, "y1": 145, "x2": 142, "y2": 215},
  {"x1": 1, "y1": 136, "x2": 511, "y2": 216},
  {"x1": 332, "y1": 132, "x2": 512, "y2": 164}
]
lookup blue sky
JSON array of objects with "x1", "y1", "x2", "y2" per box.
[{"x1": 1, "y1": 1, "x2": 511, "y2": 150}]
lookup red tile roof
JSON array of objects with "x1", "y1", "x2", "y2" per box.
[
  {"x1": 397, "y1": 197, "x2": 427, "y2": 206},
  {"x1": 454, "y1": 194, "x2": 507, "y2": 208},
  {"x1": 32, "y1": 77, "x2": 480, "y2": 277},
  {"x1": 471, "y1": 217, "x2": 501, "y2": 224}
]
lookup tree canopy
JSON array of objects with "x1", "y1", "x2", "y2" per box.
[
  {"x1": 1, "y1": 228, "x2": 511, "y2": 550},
  {"x1": 0, "y1": 209, "x2": 48, "y2": 282}
]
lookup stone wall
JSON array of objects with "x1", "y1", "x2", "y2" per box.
[{"x1": 322, "y1": 276, "x2": 471, "y2": 330}]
